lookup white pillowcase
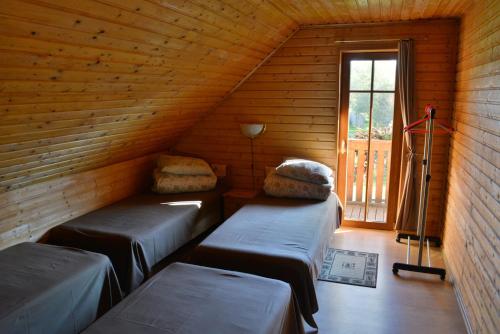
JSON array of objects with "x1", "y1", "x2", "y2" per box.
[
  {"x1": 157, "y1": 155, "x2": 213, "y2": 176},
  {"x1": 152, "y1": 169, "x2": 217, "y2": 194},
  {"x1": 263, "y1": 170, "x2": 333, "y2": 201},
  {"x1": 276, "y1": 158, "x2": 333, "y2": 185}
]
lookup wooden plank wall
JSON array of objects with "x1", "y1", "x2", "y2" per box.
[
  {"x1": 442, "y1": 0, "x2": 500, "y2": 333},
  {"x1": 0, "y1": 154, "x2": 157, "y2": 249},
  {"x1": 175, "y1": 20, "x2": 459, "y2": 236},
  {"x1": 0, "y1": 1, "x2": 473, "y2": 250},
  {"x1": 0, "y1": 0, "x2": 296, "y2": 193}
]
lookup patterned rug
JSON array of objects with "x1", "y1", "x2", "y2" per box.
[{"x1": 318, "y1": 248, "x2": 378, "y2": 288}]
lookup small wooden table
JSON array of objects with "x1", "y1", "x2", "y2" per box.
[{"x1": 223, "y1": 189, "x2": 260, "y2": 219}]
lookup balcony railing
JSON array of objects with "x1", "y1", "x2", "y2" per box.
[{"x1": 345, "y1": 139, "x2": 392, "y2": 222}]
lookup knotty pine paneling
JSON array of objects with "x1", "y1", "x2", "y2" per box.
[
  {"x1": 0, "y1": 1, "x2": 471, "y2": 250},
  {"x1": 0, "y1": 0, "x2": 472, "y2": 193},
  {"x1": 0, "y1": 0, "x2": 476, "y2": 251},
  {"x1": 175, "y1": 20, "x2": 459, "y2": 236},
  {"x1": 442, "y1": 1, "x2": 500, "y2": 333},
  {"x1": 0, "y1": 0, "x2": 298, "y2": 249},
  {"x1": 0, "y1": 0, "x2": 297, "y2": 192},
  {"x1": 267, "y1": 0, "x2": 470, "y2": 25},
  {"x1": 0, "y1": 154, "x2": 157, "y2": 250}
]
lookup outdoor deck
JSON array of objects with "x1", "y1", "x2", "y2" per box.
[
  {"x1": 345, "y1": 203, "x2": 387, "y2": 222},
  {"x1": 344, "y1": 139, "x2": 391, "y2": 223}
]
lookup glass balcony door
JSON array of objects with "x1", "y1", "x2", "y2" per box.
[{"x1": 337, "y1": 52, "x2": 402, "y2": 229}]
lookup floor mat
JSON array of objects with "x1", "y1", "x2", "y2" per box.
[{"x1": 318, "y1": 248, "x2": 378, "y2": 288}]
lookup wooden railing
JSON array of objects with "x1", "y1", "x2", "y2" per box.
[{"x1": 346, "y1": 139, "x2": 392, "y2": 204}]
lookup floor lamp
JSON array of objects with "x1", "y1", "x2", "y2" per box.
[{"x1": 240, "y1": 123, "x2": 266, "y2": 190}]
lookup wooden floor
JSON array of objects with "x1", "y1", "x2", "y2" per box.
[
  {"x1": 345, "y1": 203, "x2": 387, "y2": 222},
  {"x1": 307, "y1": 227, "x2": 466, "y2": 334}
]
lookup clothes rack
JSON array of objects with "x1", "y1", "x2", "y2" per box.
[{"x1": 392, "y1": 105, "x2": 453, "y2": 280}]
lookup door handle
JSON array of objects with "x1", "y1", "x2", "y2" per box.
[{"x1": 340, "y1": 139, "x2": 346, "y2": 154}]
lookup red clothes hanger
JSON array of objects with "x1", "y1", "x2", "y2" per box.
[{"x1": 403, "y1": 104, "x2": 454, "y2": 134}]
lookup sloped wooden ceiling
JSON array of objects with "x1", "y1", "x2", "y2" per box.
[
  {"x1": 0, "y1": 0, "x2": 471, "y2": 192},
  {"x1": 269, "y1": 0, "x2": 470, "y2": 23},
  {"x1": 0, "y1": 0, "x2": 296, "y2": 192}
]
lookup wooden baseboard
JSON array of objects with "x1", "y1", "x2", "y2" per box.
[
  {"x1": 442, "y1": 252, "x2": 473, "y2": 334},
  {"x1": 454, "y1": 284, "x2": 473, "y2": 334}
]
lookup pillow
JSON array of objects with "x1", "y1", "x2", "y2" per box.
[
  {"x1": 152, "y1": 169, "x2": 217, "y2": 194},
  {"x1": 263, "y1": 170, "x2": 332, "y2": 201},
  {"x1": 157, "y1": 155, "x2": 213, "y2": 176},
  {"x1": 276, "y1": 158, "x2": 333, "y2": 185},
  {"x1": 265, "y1": 166, "x2": 276, "y2": 177}
]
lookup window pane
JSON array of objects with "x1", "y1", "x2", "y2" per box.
[
  {"x1": 346, "y1": 92, "x2": 370, "y2": 220},
  {"x1": 348, "y1": 92, "x2": 370, "y2": 139},
  {"x1": 350, "y1": 60, "x2": 372, "y2": 91},
  {"x1": 367, "y1": 92, "x2": 395, "y2": 223},
  {"x1": 373, "y1": 60, "x2": 397, "y2": 91},
  {"x1": 371, "y1": 93, "x2": 395, "y2": 140}
]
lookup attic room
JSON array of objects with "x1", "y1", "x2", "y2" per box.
[{"x1": 0, "y1": 0, "x2": 498, "y2": 333}]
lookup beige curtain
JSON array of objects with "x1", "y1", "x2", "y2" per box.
[{"x1": 395, "y1": 39, "x2": 418, "y2": 231}]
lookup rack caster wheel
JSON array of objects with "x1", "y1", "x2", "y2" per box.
[
  {"x1": 440, "y1": 274, "x2": 446, "y2": 281},
  {"x1": 392, "y1": 268, "x2": 398, "y2": 275}
]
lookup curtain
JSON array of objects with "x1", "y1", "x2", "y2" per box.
[{"x1": 395, "y1": 39, "x2": 418, "y2": 231}]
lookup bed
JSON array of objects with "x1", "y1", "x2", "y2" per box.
[
  {"x1": 0, "y1": 242, "x2": 122, "y2": 334},
  {"x1": 48, "y1": 188, "x2": 222, "y2": 294},
  {"x1": 190, "y1": 193, "x2": 342, "y2": 328},
  {"x1": 82, "y1": 262, "x2": 305, "y2": 334}
]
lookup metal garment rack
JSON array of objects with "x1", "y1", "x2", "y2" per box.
[{"x1": 392, "y1": 105, "x2": 452, "y2": 280}]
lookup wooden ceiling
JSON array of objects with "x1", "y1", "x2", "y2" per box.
[
  {"x1": 269, "y1": 0, "x2": 470, "y2": 24},
  {"x1": 0, "y1": 0, "x2": 472, "y2": 192}
]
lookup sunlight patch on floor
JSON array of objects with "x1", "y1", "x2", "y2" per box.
[{"x1": 161, "y1": 201, "x2": 202, "y2": 208}]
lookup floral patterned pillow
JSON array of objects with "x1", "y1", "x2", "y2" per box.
[
  {"x1": 263, "y1": 170, "x2": 333, "y2": 201},
  {"x1": 152, "y1": 169, "x2": 217, "y2": 194},
  {"x1": 157, "y1": 155, "x2": 213, "y2": 176},
  {"x1": 276, "y1": 158, "x2": 333, "y2": 185}
]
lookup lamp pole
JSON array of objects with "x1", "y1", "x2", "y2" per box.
[
  {"x1": 239, "y1": 123, "x2": 265, "y2": 191},
  {"x1": 250, "y1": 137, "x2": 255, "y2": 190}
]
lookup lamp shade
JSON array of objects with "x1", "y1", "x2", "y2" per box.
[{"x1": 240, "y1": 123, "x2": 266, "y2": 139}]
